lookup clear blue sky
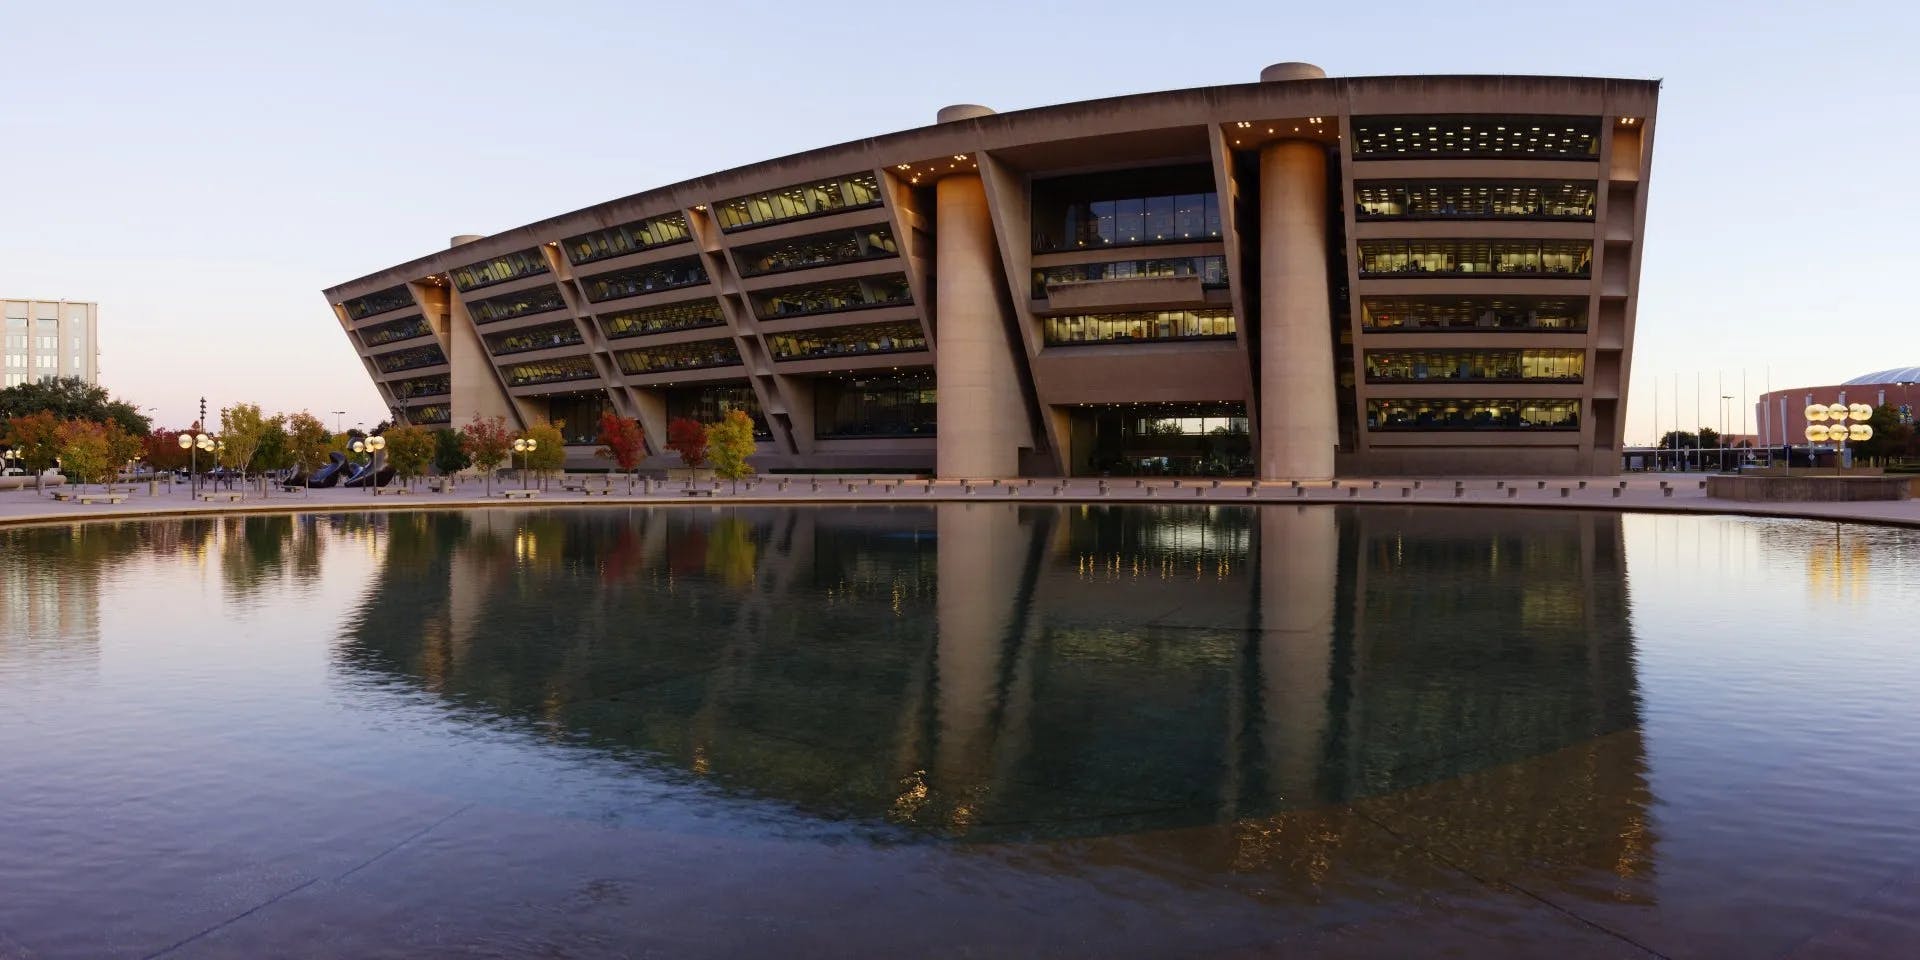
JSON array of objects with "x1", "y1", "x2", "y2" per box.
[{"x1": 4, "y1": 0, "x2": 1914, "y2": 442}]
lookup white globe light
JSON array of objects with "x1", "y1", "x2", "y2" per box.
[
  {"x1": 1804, "y1": 404, "x2": 1829, "y2": 422},
  {"x1": 1850, "y1": 423, "x2": 1873, "y2": 441},
  {"x1": 1848, "y1": 403, "x2": 1874, "y2": 421},
  {"x1": 1826, "y1": 402, "x2": 1849, "y2": 421},
  {"x1": 526, "y1": 439, "x2": 537, "y2": 451},
  {"x1": 1805, "y1": 424, "x2": 1829, "y2": 442},
  {"x1": 177, "y1": 434, "x2": 193, "y2": 449}
]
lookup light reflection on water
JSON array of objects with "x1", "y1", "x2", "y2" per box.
[{"x1": 1, "y1": 506, "x2": 1918, "y2": 958}]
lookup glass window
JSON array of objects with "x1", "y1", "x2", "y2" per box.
[
  {"x1": 733, "y1": 226, "x2": 897, "y2": 277},
  {"x1": 449, "y1": 249, "x2": 551, "y2": 292},
  {"x1": 613, "y1": 338, "x2": 741, "y2": 375},
  {"x1": 1033, "y1": 256, "x2": 1227, "y2": 297},
  {"x1": 1351, "y1": 116, "x2": 1601, "y2": 160},
  {"x1": 578, "y1": 257, "x2": 708, "y2": 303},
  {"x1": 343, "y1": 285, "x2": 412, "y2": 321},
  {"x1": 390, "y1": 374, "x2": 451, "y2": 400},
  {"x1": 1359, "y1": 297, "x2": 1587, "y2": 332},
  {"x1": 563, "y1": 212, "x2": 692, "y2": 266},
  {"x1": 1366, "y1": 398, "x2": 1581, "y2": 431},
  {"x1": 1043, "y1": 308, "x2": 1236, "y2": 345},
  {"x1": 1358, "y1": 240, "x2": 1590, "y2": 277},
  {"x1": 467, "y1": 285, "x2": 569, "y2": 324},
  {"x1": 813, "y1": 373, "x2": 936, "y2": 438},
  {"x1": 666, "y1": 384, "x2": 771, "y2": 439},
  {"x1": 713, "y1": 173, "x2": 884, "y2": 232},
  {"x1": 359, "y1": 314, "x2": 432, "y2": 348},
  {"x1": 1355, "y1": 180, "x2": 1596, "y2": 220},
  {"x1": 754, "y1": 273, "x2": 911, "y2": 320},
  {"x1": 503, "y1": 356, "x2": 597, "y2": 387},
  {"x1": 485, "y1": 321, "x2": 583, "y2": 356},
  {"x1": 767, "y1": 321, "x2": 926, "y2": 361},
  {"x1": 1364, "y1": 349, "x2": 1584, "y2": 382},
  {"x1": 372, "y1": 344, "x2": 448, "y2": 374},
  {"x1": 545, "y1": 393, "x2": 612, "y2": 444},
  {"x1": 1031, "y1": 165, "x2": 1220, "y2": 252},
  {"x1": 599, "y1": 299, "x2": 726, "y2": 340},
  {"x1": 406, "y1": 404, "x2": 451, "y2": 425}
]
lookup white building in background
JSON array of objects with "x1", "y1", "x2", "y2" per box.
[{"x1": 2, "y1": 298, "x2": 99, "y2": 388}]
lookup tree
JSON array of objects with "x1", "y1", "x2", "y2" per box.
[
  {"x1": 0, "y1": 376, "x2": 150, "y2": 436},
  {"x1": 284, "y1": 412, "x2": 333, "y2": 481},
  {"x1": 219, "y1": 404, "x2": 271, "y2": 487},
  {"x1": 383, "y1": 425, "x2": 434, "y2": 489},
  {"x1": 55, "y1": 420, "x2": 110, "y2": 493},
  {"x1": 145, "y1": 428, "x2": 190, "y2": 473},
  {"x1": 460, "y1": 416, "x2": 513, "y2": 495},
  {"x1": 432, "y1": 428, "x2": 471, "y2": 479},
  {"x1": 525, "y1": 422, "x2": 565, "y2": 488},
  {"x1": 1850, "y1": 405, "x2": 1912, "y2": 464},
  {"x1": 103, "y1": 421, "x2": 143, "y2": 492},
  {"x1": 666, "y1": 416, "x2": 708, "y2": 470},
  {"x1": 706, "y1": 409, "x2": 758, "y2": 493},
  {"x1": 594, "y1": 412, "x2": 646, "y2": 492},
  {"x1": 254, "y1": 415, "x2": 293, "y2": 482},
  {"x1": 3, "y1": 411, "x2": 63, "y2": 494}
]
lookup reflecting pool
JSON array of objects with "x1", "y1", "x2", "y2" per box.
[{"x1": 3, "y1": 505, "x2": 1919, "y2": 958}]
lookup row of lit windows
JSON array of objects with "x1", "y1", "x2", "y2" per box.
[
  {"x1": 666, "y1": 385, "x2": 772, "y2": 440},
  {"x1": 407, "y1": 405, "x2": 451, "y2": 425},
  {"x1": 613, "y1": 338, "x2": 741, "y2": 375},
  {"x1": 1367, "y1": 398, "x2": 1581, "y2": 431},
  {"x1": 1044, "y1": 309, "x2": 1235, "y2": 346},
  {"x1": 505, "y1": 356, "x2": 598, "y2": 387},
  {"x1": 486, "y1": 321, "x2": 582, "y2": 356},
  {"x1": 1364, "y1": 349, "x2": 1585, "y2": 382},
  {"x1": 714, "y1": 173, "x2": 883, "y2": 232},
  {"x1": 1136, "y1": 416, "x2": 1248, "y2": 436},
  {"x1": 768, "y1": 321, "x2": 926, "y2": 361},
  {"x1": 1355, "y1": 181, "x2": 1596, "y2": 220},
  {"x1": 343, "y1": 285, "x2": 411, "y2": 320},
  {"x1": 450, "y1": 249, "x2": 550, "y2": 293},
  {"x1": 546, "y1": 394, "x2": 611, "y2": 444},
  {"x1": 580, "y1": 257, "x2": 708, "y2": 303},
  {"x1": 563, "y1": 212, "x2": 691, "y2": 266},
  {"x1": 1358, "y1": 240, "x2": 1592, "y2": 277},
  {"x1": 373, "y1": 344, "x2": 447, "y2": 374},
  {"x1": 390, "y1": 374, "x2": 450, "y2": 399},
  {"x1": 468, "y1": 286, "x2": 568, "y2": 324},
  {"x1": 600, "y1": 299, "x2": 726, "y2": 340},
  {"x1": 1037, "y1": 193, "x2": 1221, "y2": 252},
  {"x1": 755, "y1": 274, "x2": 911, "y2": 320},
  {"x1": 734, "y1": 226, "x2": 896, "y2": 277},
  {"x1": 1360, "y1": 297, "x2": 1586, "y2": 332},
  {"x1": 359, "y1": 314, "x2": 431, "y2": 347},
  {"x1": 814, "y1": 373, "x2": 936, "y2": 438},
  {"x1": 1351, "y1": 116, "x2": 1601, "y2": 159},
  {"x1": 1032, "y1": 255, "x2": 1227, "y2": 298}
]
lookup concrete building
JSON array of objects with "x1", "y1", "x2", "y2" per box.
[
  {"x1": 1755, "y1": 367, "x2": 1920, "y2": 449},
  {"x1": 3, "y1": 299, "x2": 99, "y2": 388},
  {"x1": 322, "y1": 64, "x2": 1658, "y2": 477}
]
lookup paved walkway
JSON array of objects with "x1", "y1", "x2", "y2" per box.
[{"x1": 1, "y1": 475, "x2": 1916, "y2": 530}]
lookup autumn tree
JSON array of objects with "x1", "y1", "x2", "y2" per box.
[
  {"x1": 219, "y1": 404, "x2": 271, "y2": 485},
  {"x1": 3, "y1": 411, "x2": 63, "y2": 493},
  {"x1": 432, "y1": 428, "x2": 470, "y2": 479},
  {"x1": 55, "y1": 420, "x2": 110, "y2": 493},
  {"x1": 705, "y1": 408, "x2": 758, "y2": 493},
  {"x1": 382, "y1": 425, "x2": 434, "y2": 489},
  {"x1": 145, "y1": 428, "x2": 190, "y2": 473},
  {"x1": 284, "y1": 412, "x2": 333, "y2": 481},
  {"x1": 594, "y1": 412, "x2": 646, "y2": 492},
  {"x1": 460, "y1": 415, "x2": 513, "y2": 495},
  {"x1": 666, "y1": 416, "x2": 708, "y2": 470},
  {"x1": 103, "y1": 422, "x2": 143, "y2": 492}
]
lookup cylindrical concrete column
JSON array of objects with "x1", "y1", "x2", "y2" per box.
[
  {"x1": 936, "y1": 173, "x2": 1021, "y2": 479},
  {"x1": 1258, "y1": 505, "x2": 1337, "y2": 803},
  {"x1": 1258, "y1": 140, "x2": 1337, "y2": 480}
]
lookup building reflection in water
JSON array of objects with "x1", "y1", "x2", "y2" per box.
[{"x1": 331, "y1": 503, "x2": 1653, "y2": 896}]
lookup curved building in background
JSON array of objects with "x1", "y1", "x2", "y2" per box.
[
  {"x1": 322, "y1": 64, "x2": 1658, "y2": 478},
  {"x1": 1755, "y1": 367, "x2": 1920, "y2": 449}
]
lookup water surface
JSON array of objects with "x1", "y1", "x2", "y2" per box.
[{"x1": 3, "y1": 505, "x2": 1918, "y2": 958}]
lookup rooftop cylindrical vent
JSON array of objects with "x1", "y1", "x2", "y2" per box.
[{"x1": 1259, "y1": 62, "x2": 1327, "y2": 83}]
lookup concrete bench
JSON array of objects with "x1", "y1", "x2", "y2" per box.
[
  {"x1": 684, "y1": 488, "x2": 715, "y2": 498},
  {"x1": 199, "y1": 492, "x2": 243, "y2": 503},
  {"x1": 500, "y1": 489, "x2": 539, "y2": 499},
  {"x1": 76, "y1": 494, "x2": 127, "y2": 505},
  {"x1": 581, "y1": 486, "x2": 614, "y2": 497},
  {"x1": 373, "y1": 487, "x2": 412, "y2": 496}
]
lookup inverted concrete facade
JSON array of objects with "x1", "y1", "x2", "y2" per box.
[{"x1": 323, "y1": 66, "x2": 1658, "y2": 477}]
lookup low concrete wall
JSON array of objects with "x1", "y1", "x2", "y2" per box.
[
  {"x1": 0, "y1": 476, "x2": 66, "y2": 491},
  {"x1": 1707, "y1": 475, "x2": 1912, "y2": 502}
]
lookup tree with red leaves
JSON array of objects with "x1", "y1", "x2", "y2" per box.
[
  {"x1": 594, "y1": 412, "x2": 647, "y2": 493},
  {"x1": 666, "y1": 416, "x2": 707, "y2": 470},
  {"x1": 460, "y1": 415, "x2": 514, "y2": 495}
]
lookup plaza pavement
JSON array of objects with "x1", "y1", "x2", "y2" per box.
[{"x1": 0, "y1": 474, "x2": 1915, "y2": 530}]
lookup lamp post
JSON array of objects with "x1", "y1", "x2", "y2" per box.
[
  {"x1": 513, "y1": 437, "x2": 537, "y2": 490},
  {"x1": 351, "y1": 435, "x2": 387, "y2": 495},
  {"x1": 1805, "y1": 402, "x2": 1874, "y2": 470}
]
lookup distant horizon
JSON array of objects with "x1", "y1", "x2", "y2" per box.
[{"x1": 7, "y1": 0, "x2": 1915, "y2": 447}]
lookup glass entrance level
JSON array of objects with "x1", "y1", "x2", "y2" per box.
[
  {"x1": 4, "y1": 508, "x2": 1917, "y2": 957},
  {"x1": 1067, "y1": 402, "x2": 1250, "y2": 475}
]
